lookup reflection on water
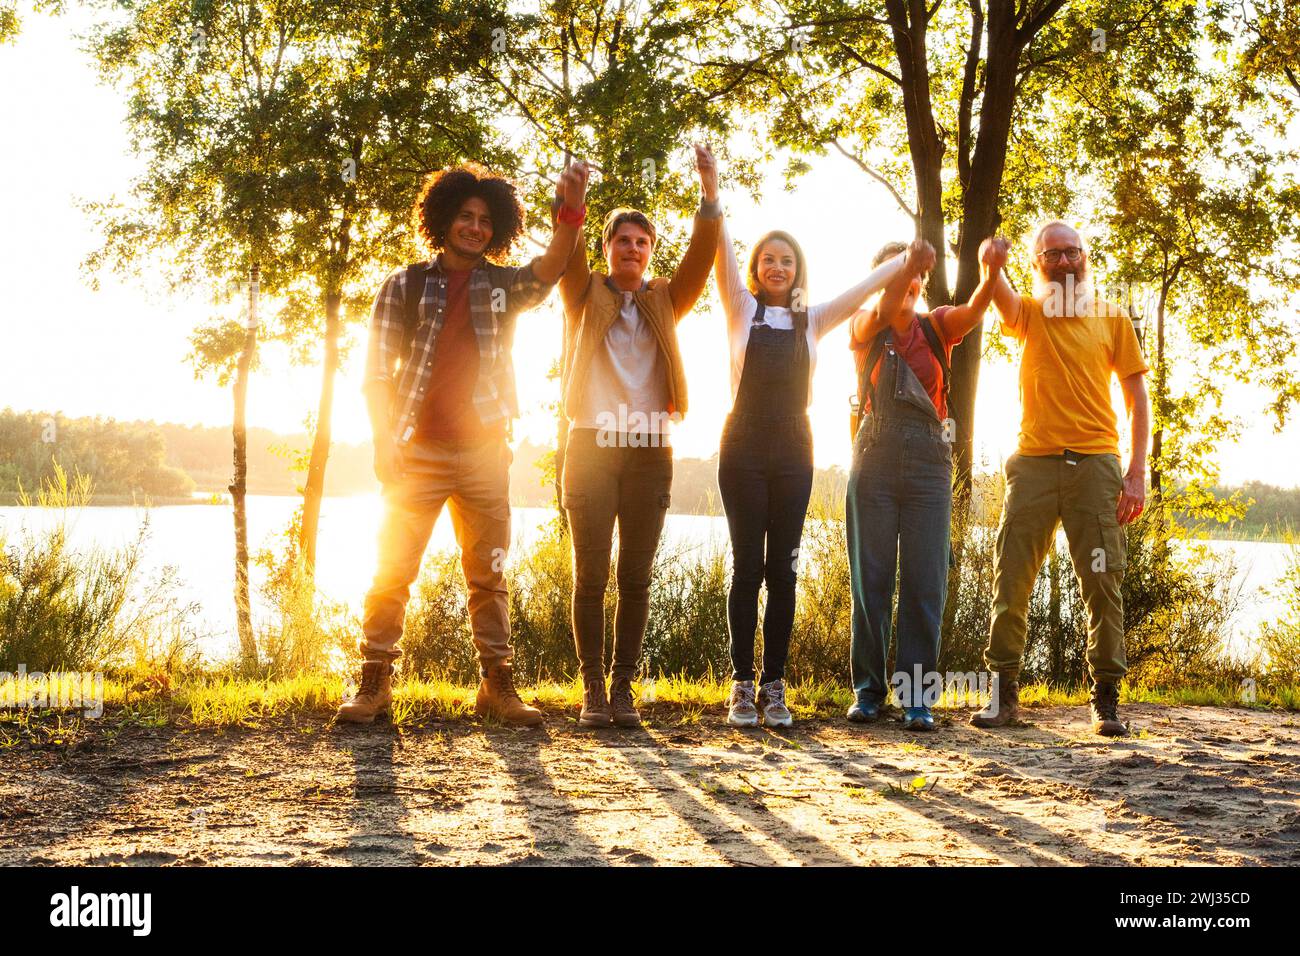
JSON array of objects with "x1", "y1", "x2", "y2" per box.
[
  {"x1": 0, "y1": 495, "x2": 730, "y2": 659},
  {"x1": 0, "y1": 495, "x2": 1288, "y2": 661}
]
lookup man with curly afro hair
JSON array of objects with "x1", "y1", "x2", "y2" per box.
[{"x1": 340, "y1": 161, "x2": 590, "y2": 727}]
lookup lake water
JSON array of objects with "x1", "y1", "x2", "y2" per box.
[{"x1": 0, "y1": 494, "x2": 1291, "y2": 662}]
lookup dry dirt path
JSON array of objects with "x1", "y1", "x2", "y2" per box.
[{"x1": 3, "y1": 704, "x2": 1298, "y2": 866}]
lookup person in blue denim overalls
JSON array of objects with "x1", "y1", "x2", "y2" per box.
[{"x1": 845, "y1": 238, "x2": 1006, "y2": 730}]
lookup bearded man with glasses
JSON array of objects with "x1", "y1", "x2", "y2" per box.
[{"x1": 970, "y1": 220, "x2": 1150, "y2": 737}]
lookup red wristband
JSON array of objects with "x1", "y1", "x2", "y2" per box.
[{"x1": 557, "y1": 203, "x2": 587, "y2": 227}]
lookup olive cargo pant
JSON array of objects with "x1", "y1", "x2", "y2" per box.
[
  {"x1": 360, "y1": 435, "x2": 513, "y2": 669},
  {"x1": 985, "y1": 452, "x2": 1128, "y2": 683}
]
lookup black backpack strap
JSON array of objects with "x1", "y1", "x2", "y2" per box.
[
  {"x1": 917, "y1": 312, "x2": 951, "y2": 411},
  {"x1": 400, "y1": 261, "x2": 429, "y2": 359},
  {"x1": 752, "y1": 297, "x2": 766, "y2": 325}
]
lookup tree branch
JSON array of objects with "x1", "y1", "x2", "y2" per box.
[
  {"x1": 836, "y1": 40, "x2": 902, "y2": 85},
  {"x1": 957, "y1": 0, "x2": 984, "y2": 190},
  {"x1": 830, "y1": 138, "x2": 919, "y2": 223}
]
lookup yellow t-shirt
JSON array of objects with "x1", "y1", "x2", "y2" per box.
[{"x1": 1002, "y1": 293, "x2": 1149, "y2": 457}]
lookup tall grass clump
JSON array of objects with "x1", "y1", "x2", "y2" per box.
[
  {"x1": 1258, "y1": 531, "x2": 1300, "y2": 685},
  {"x1": 0, "y1": 466, "x2": 198, "y2": 674},
  {"x1": 642, "y1": 537, "x2": 729, "y2": 679},
  {"x1": 250, "y1": 505, "x2": 356, "y2": 678},
  {"x1": 789, "y1": 488, "x2": 853, "y2": 684}
]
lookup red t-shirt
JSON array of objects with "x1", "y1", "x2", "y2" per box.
[
  {"x1": 414, "y1": 269, "x2": 503, "y2": 441},
  {"x1": 851, "y1": 306, "x2": 959, "y2": 420}
]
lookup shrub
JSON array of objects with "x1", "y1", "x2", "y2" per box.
[
  {"x1": 0, "y1": 466, "x2": 198, "y2": 673},
  {"x1": 1258, "y1": 533, "x2": 1300, "y2": 685},
  {"x1": 251, "y1": 505, "x2": 356, "y2": 678}
]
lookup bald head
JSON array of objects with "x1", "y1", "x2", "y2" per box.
[{"x1": 1030, "y1": 220, "x2": 1086, "y2": 257}]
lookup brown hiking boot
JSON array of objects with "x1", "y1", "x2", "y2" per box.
[
  {"x1": 969, "y1": 671, "x2": 1022, "y2": 728},
  {"x1": 578, "y1": 677, "x2": 613, "y2": 728},
  {"x1": 1090, "y1": 682, "x2": 1128, "y2": 737},
  {"x1": 609, "y1": 676, "x2": 641, "y2": 727},
  {"x1": 336, "y1": 660, "x2": 393, "y2": 724},
  {"x1": 476, "y1": 662, "x2": 545, "y2": 726}
]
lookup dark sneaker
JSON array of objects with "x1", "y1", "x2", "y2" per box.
[
  {"x1": 901, "y1": 706, "x2": 937, "y2": 731},
  {"x1": 758, "y1": 679, "x2": 793, "y2": 728},
  {"x1": 578, "y1": 677, "x2": 613, "y2": 728},
  {"x1": 609, "y1": 676, "x2": 641, "y2": 727},
  {"x1": 1090, "y1": 682, "x2": 1128, "y2": 737},
  {"x1": 970, "y1": 671, "x2": 1022, "y2": 728},
  {"x1": 476, "y1": 663, "x2": 545, "y2": 726},
  {"x1": 847, "y1": 693, "x2": 882, "y2": 723},
  {"x1": 336, "y1": 661, "x2": 393, "y2": 724},
  {"x1": 726, "y1": 680, "x2": 759, "y2": 728}
]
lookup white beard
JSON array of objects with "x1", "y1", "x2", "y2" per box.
[{"x1": 1034, "y1": 271, "x2": 1094, "y2": 318}]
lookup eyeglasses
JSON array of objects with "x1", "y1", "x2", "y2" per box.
[{"x1": 1037, "y1": 246, "x2": 1083, "y2": 264}]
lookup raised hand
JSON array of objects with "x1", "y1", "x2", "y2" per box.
[
  {"x1": 558, "y1": 160, "x2": 590, "y2": 210},
  {"x1": 906, "y1": 238, "x2": 936, "y2": 276},
  {"x1": 694, "y1": 143, "x2": 719, "y2": 203},
  {"x1": 980, "y1": 236, "x2": 1010, "y2": 272}
]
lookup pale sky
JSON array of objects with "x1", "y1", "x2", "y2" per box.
[{"x1": 2, "y1": 9, "x2": 1297, "y2": 486}]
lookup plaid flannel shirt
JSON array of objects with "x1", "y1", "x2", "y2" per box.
[{"x1": 364, "y1": 255, "x2": 554, "y2": 447}]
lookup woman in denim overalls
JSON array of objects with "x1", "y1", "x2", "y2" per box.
[
  {"x1": 846, "y1": 239, "x2": 1003, "y2": 730},
  {"x1": 714, "y1": 214, "x2": 906, "y2": 727}
]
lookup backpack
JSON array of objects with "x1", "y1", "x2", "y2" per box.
[{"x1": 400, "y1": 261, "x2": 429, "y2": 360}]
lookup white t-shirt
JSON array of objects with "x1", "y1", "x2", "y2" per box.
[
  {"x1": 713, "y1": 215, "x2": 906, "y2": 406},
  {"x1": 572, "y1": 284, "x2": 672, "y2": 439}
]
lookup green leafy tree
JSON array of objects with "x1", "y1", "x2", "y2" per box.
[
  {"x1": 700, "y1": 0, "x2": 1208, "y2": 497},
  {"x1": 85, "y1": 0, "x2": 506, "y2": 614}
]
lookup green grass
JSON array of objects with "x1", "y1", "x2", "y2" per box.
[{"x1": 2, "y1": 672, "x2": 1296, "y2": 736}]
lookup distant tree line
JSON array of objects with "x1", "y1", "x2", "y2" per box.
[
  {"x1": 5, "y1": 409, "x2": 1300, "y2": 535},
  {"x1": 0, "y1": 409, "x2": 193, "y2": 500}
]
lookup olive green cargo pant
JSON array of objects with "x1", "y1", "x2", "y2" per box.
[{"x1": 985, "y1": 452, "x2": 1128, "y2": 683}]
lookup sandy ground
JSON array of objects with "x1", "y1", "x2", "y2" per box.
[{"x1": 3, "y1": 703, "x2": 1298, "y2": 866}]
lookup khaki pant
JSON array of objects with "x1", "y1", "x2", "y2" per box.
[
  {"x1": 986, "y1": 452, "x2": 1128, "y2": 683},
  {"x1": 361, "y1": 436, "x2": 513, "y2": 668}
]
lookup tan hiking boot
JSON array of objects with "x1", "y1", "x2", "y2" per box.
[
  {"x1": 969, "y1": 671, "x2": 1021, "y2": 728},
  {"x1": 609, "y1": 676, "x2": 641, "y2": 727},
  {"x1": 476, "y1": 662, "x2": 545, "y2": 726},
  {"x1": 336, "y1": 660, "x2": 393, "y2": 724},
  {"x1": 579, "y1": 677, "x2": 613, "y2": 728},
  {"x1": 1090, "y1": 682, "x2": 1128, "y2": 737}
]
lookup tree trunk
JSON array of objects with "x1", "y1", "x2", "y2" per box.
[
  {"x1": 947, "y1": 3, "x2": 1024, "y2": 504},
  {"x1": 299, "y1": 288, "x2": 342, "y2": 574},
  {"x1": 886, "y1": 0, "x2": 950, "y2": 300},
  {"x1": 231, "y1": 263, "x2": 259, "y2": 665},
  {"x1": 299, "y1": 216, "x2": 352, "y2": 575},
  {"x1": 1048, "y1": 541, "x2": 1062, "y2": 680},
  {"x1": 1151, "y1": 290, "x2": 1167, "y2": 503}
]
